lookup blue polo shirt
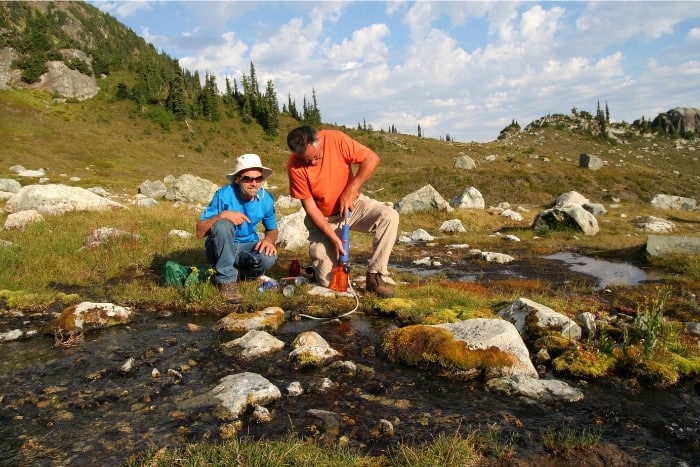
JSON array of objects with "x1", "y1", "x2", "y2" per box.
[{"x1": 199, "y1": 184, "x2": 277, "y2": 243}]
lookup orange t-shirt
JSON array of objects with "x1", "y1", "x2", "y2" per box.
[{"x1": 287, "y1": 129, "x2": 374, "y2": 216}]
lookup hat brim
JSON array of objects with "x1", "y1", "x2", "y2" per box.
[{"x1": 226, "y1": 166, "x2": 272, "y2": 182}]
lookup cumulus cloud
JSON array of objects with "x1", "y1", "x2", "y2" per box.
[{"x1": 93, "y1": 1, "x2": 700, "y2": 142}]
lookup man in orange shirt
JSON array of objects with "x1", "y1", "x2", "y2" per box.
[{"x1": 287, "y1": 125, "x2": 399, "y2": 298}]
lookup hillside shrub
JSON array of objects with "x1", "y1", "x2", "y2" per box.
[{"x1": 12, "y1": 53, "x2": 48, "y2": 83}]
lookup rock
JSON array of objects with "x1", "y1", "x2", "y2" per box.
[
  {"x1": 440, "y1": 219, "x2": 466, "y2": 233},
  {"x1": 308, "y1": 408, "x2": 341, "y2": 437},
  {"x1": 394, "y1": 185, "x2": 453, "y2": 214},
  {"x1": 83, "y1": 227, "x2": 140, "y2": 248},
  {"x1": 213, "y1": 307, "x2": 286, "y2": 333},
  {"x1": 633, "y1": 215, "x2": 676, "y2": 233},
  {"x1": 454, "y1": 154, "x2": 476, "y2": 170},
  {"x1": 0, "y1": 329, "x2": 23, "y2": 342},
  {"x1": 5, "y1": 184, "x2": 125, "y2": 215},
  {"x1": 168, "y1": 229, "x2": 193, "y2": 238},
  {"x1": 384, "y1": 319, "x2": 538, "y2": 379},
  {"x1": 288, "y1": 331, "x2": 340, "y2": 369},
  {"x1": 220, "y1": 329, "x2": 285, "y2": 361},
  {"x1": 0, "y1": 178, "x2": 21, "y2": 193},
  {"x1": 212, "y1": 372, "x2": 281, "y2": 419},
  {"x1": 410, "y1": 228, "x2": 435, "y2": 242},
  {"x1": 650, "y1": 194, "x2": 697, "y2": 211},
  {"x1": 486, "y1": 374, "x2": 584, "y2": 402},
  {"x1": 579, "y1": 153, "x2": 604, "y2": 170},
  {"x1": 498, "y1": 297, "x2": 582, "y2": 341},
  {"x1": 275, "y1": 195, "x2": 302, "y2": 209},
  {"x1": 9, "y1": 165, "x2": 46, "y2": 178},
  {"x1": 53, "y1": 302, "x2": 135, "y2": 333},
  {"x1": 252, "y1": 405, "x2": 272, "y2": 423},
  {"x1": 165, "y1": 174, "x2": 217, "y2": 204},
  {"x1": 646, "y1": 235, "x2": 700, "y2": 257},
  {"x1": 555, "y1": 191, "x2": 590, "y2": 207},
  {"x1": 138, "y1": 179, "x2": 167, "y2": 199},
  {"x1": 3, "y1": 210, "x2": 44, "y2": 229},
  {"x1": 438, "y1": 319, "x2": 539, "y2": 378},
  {"x1": 31, "y1": 56, "x2": 98, "y2": 100},
  {"x1": 449, "y1": 187, "x2": 485, "y2": 209},
  {"x1": 534, "y1": 204, "x2": 599, "y2": 235},
  {"x1": 286, "y1": 381, "x2": 304, "y2": 396},
  {"x1": 501, "y1": 209, "x2": 524, "y2": 221},
  {"x1": 277, "y1": 208, "x2": 309, "y2": 250},
  {"x1": 480, "y1": 252, "x2": 514, "y2": 263}
]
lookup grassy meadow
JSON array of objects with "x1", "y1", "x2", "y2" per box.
[{"x1": 1, "y1": 79, "x2": 700, "y2": 464}]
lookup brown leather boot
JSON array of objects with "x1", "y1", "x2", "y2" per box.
[
  {"x1": 365, "y1": 272, "x2": 394, "y2": 298},
  {"x1": 219, "y1": 281, "x2": 243, "y2": 303}
]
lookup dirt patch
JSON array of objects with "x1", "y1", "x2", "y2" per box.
[{"x1": 497, "y1": 443, "x2": 639, "y2": 466}]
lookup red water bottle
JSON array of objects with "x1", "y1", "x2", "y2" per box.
[{"x1": 289, "y1": 259, "x2": 300, "y2": 277}]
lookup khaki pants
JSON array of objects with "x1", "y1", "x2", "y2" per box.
[{"x1": 304, "y1": 195, "x2": 399, "y2": 287}]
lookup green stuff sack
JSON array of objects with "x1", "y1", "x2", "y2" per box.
[
  {"x1": 161, "y1": 260, "x2": 193, "y2": 287},
  {"x1": 162, "y1": 261, "x2": 213, "y2": 287}
]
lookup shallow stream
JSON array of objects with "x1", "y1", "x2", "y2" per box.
[{"x1": 0, "y1": 254, "x2": 698, "y2": 466}]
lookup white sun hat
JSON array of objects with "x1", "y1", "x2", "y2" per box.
[{"x1": 226, "y1": 153, "x2": 272, "y2": 182}]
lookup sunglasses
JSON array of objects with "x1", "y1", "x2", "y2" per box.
[
  {"x1": 239, "y1": 175, "x2": 264, "y2": 183},
  {"x1": 297, "y1": 140, "x2": 322, "y2": 164}
]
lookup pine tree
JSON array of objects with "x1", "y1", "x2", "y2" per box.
[{"x1": 166, "y1": 69, "x2": 187, "y2": 120}]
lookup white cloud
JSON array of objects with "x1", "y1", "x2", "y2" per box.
[
  {"x1": 96, "y1": 1, "x2": 152, "y2": 18},
  {"x1": 91, "y1": 1, "x2": 700, "y2": 142},
  {"x1": 688, "y1": 27, "x2": 700, "y2": 42}
]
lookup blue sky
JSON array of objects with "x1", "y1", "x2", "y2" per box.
[{"x1": 89, "y1": 1, "x2": 700, "y2": 142}]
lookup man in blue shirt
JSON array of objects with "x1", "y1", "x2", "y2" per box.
[{"x1": 196, "y1": 154, "x2": 278, "y2": 303}]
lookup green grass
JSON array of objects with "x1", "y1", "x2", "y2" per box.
[{"x1": 2, "y1": 86, "x2": 700, "y2": 464}]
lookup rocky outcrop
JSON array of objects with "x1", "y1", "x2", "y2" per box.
[
  {"x1": 0, "y1": 47, "x2": 99, "y2": 100},
  {"x1": 652, "y1": 107, "x2": 700, "y2": 135}
]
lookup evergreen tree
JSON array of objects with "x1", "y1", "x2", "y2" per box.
[
  {"x1": 417, "y1": 124, "x2": 422, "y2": 138},
  {"x1": 197, "y1": 73, "x2": 221, "y2": 121},
  {"x1": 261, "y1": 79, "x2": 279, "y2": 135},
  {"x1": 165, "y1": 69, "x2": 187, "y2": 120}
]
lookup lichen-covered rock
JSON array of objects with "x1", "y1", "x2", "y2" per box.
[
  {"x1": 53, "y1": 302, "x2": 134, "y2": 333},
  {"x1": 383, "y1": 319, "x2": 538, "y2": 379},
  {"x1": 220, "y1": 329, "x2": 285, "y2": 361},
  {"x1": 212, "y1": 372, "x2": 281, "y2": 419},
  {"x1": 213, "y1": 306, "x2": 286, "y2": 333},
  {"x1": 288, "y1": 331, "x2": 340, "y2": 369}
]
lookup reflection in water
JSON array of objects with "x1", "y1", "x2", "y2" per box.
[{"x1": 544, "y1": 252, "x2": 653, "y2": 290}]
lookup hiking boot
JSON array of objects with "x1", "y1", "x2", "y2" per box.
[
  {"x1": 365, "y1": 272, "x2": 394, "y2": 298},
  {"x1": 219, "y1": 281, "x2": 243, "y2": 303}
]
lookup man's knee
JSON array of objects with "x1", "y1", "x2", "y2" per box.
[{"x1": 210, "y1": 219, "x2": 235, "y2": 237}]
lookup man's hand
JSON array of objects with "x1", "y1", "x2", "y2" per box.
[
  {"x1": 220, "y1": 210, "x2": 250, "y2": 226},
  {"x1": 338, "y1": 187, "x2": 358, "y2": 218},
  {"x1": 255, "y1": 238, "x2": 277, "y2": 256}
]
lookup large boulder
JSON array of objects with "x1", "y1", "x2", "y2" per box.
[
  {"x1": 449, "y1": 187, "x2": 485, "y2": 209},
  {"x1": 5, "y1": 184, "x2": 124, "y2": 215},
  {"x1": 383, "y1": 318, "x2": 538, "y2": 379},
  {"x1": 276, "y1": 208, "x2": 309, "y2": 251},
  {"x1": 395, "y1": 184, "x2": 453, "y2": 214},
  {"x1": 165, "y1": 174, "x2": 217, "y2": 204}
]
